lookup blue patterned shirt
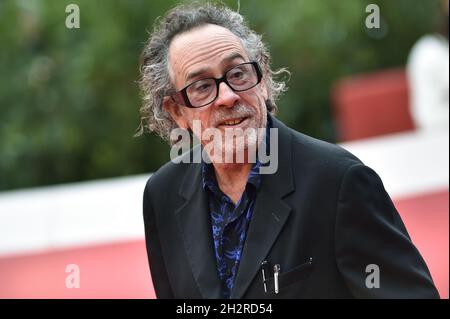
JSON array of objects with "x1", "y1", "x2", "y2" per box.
[{"x1": 201, "y1": 120, "x2": 271, "y2": 299}]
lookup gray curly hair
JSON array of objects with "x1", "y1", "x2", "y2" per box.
[{"x1": 136, "y1": 1, "x2": 289, "y2": 141}]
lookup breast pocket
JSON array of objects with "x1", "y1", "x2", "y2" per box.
[{"x1": 266, "y1": 257, "x2": 315, "y2": 293}]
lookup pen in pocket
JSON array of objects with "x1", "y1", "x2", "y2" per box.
[
  {"x1": 260, "y1": 260, "x2": 270, "y2": 293},
  {"x1": 274, "y1": 264, "x2": 280, "y2": 294}
]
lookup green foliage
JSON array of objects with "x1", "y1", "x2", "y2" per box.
[{"x1": 0, "y1": 0, "x2": 442, "y2": 190}]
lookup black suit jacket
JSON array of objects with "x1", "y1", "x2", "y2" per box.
[{"x1": 143, "y1": 116, "x2": 439, "y2": 298}]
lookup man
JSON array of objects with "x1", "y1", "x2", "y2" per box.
[{"x1": 138, "y1": 3, "x2": 439, "y2": 298}]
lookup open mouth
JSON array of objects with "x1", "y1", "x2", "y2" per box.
[{"x1": 218, "y1": 116, "x2": 248, "y2": 127}]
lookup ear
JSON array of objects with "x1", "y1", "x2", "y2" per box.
[
  {"x1": 163, "y1": 96, "x2": 188, "y2": 129},
  {"x1": 260, "y1": 80, "x2": 269, "y2": 100}
]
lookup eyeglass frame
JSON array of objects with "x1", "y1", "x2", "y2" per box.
[{"x1": 169, "y1": 61, "x2": 263, "y2": 108}]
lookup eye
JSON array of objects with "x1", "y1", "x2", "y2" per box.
[
  {"x1": 229, "y1": 70, "x2": 244, "y2": 79},
  {"x1": 190, "y1": 80, "x2": 213, "y2": 93},
  {"x1": 195, "y1": 82, "x2": 212, "y2": 92}
]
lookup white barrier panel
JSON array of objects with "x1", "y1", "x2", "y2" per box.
[
  {"x1": 0, "y1": 129, "x2": 448, "y2": 257},
  {"x1": 0, "y1": 175, "x2": 149, "y2": 256},
  {"x1": 341, "y1": 129, "x2": 449, "y2": 198}
]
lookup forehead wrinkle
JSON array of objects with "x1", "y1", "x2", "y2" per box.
[
  {"x1": 176, "y1": 45, "x2": 247, "y2": 86},
  {"x1": 173, "y1": 28, "x2": 243, "y2": 54},
  {"x1": 169, "y1": 27, "x2": 248, "y2": 86},
  {"x1": 177, "y1": 39, "x2": 243, "y2": 67},
  {"x1": 183, "y1": 45, "x2": 244, "y2": 71}
]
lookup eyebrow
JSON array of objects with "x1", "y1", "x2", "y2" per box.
[{"x1": 185, "y1": 53, "x2": 246, "y2": 83}]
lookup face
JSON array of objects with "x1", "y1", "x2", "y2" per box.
[{"x1": 163, "y1": 24, "x2": 268, "y2": 161}]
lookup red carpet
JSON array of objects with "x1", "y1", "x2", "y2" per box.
[{"x1": 0, "y1": 189, "x2": 447, "y2": 298}]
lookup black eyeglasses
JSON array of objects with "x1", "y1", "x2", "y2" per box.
[{"x1": 170, "y1": 61, "x2": 262, "y2": 108}]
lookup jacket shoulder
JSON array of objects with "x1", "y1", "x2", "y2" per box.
[
  {"x1": 289, "y1": 128, "x2": 363, "y2": 170},
  {"x1": 144, "y1": 147, "x2": 199, "y2": 199}
]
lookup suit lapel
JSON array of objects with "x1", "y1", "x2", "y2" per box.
[
  {"x1": 175, "y1": 148, "x2": 222, "y2": 298},
  {"x1": 231, "y1": 116, "x2": 295, "y2": 298}
]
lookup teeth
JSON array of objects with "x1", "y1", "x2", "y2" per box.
[{"x1": 223, "y1": 118, "x2": 243, "y2": 125}]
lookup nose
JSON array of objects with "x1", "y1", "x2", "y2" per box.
[{"x1": 214, "y1": 82, "x2": 240, "y2": 108}]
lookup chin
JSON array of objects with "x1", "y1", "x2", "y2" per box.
[{"x1": 221, "y1": 136, "x2": 259, "y2": 164}]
